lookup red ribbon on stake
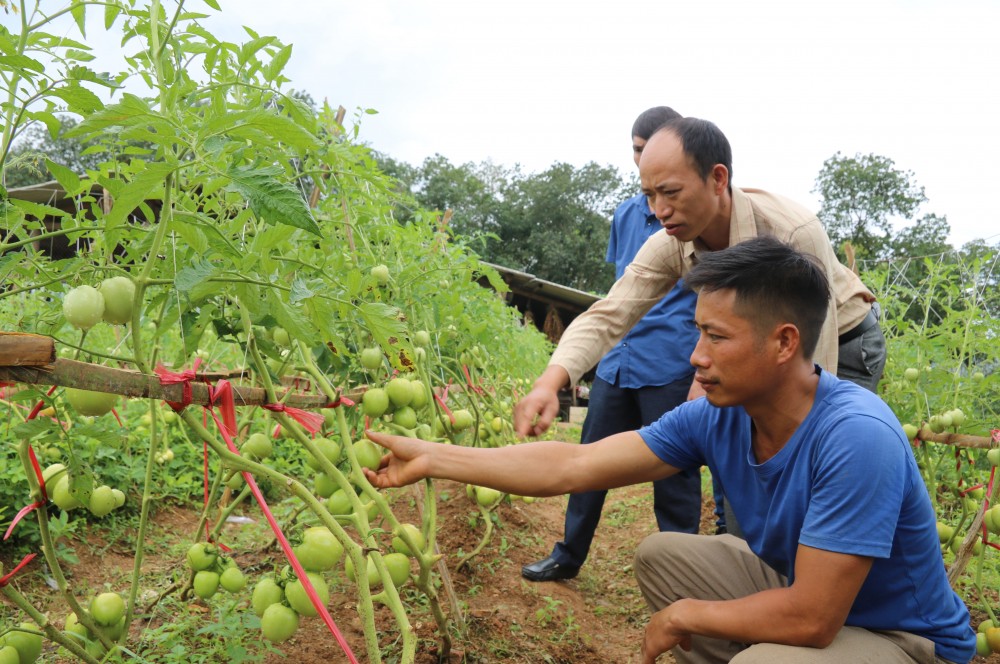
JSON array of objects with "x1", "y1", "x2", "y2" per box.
[
  {"x1": 4, "y1": 387, "x2": 57, "y2": 540},
  {"x1": 204, "y1": 381, "x2": 359, "y2": 664}
]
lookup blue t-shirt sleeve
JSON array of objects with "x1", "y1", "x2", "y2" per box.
[
  {"x1": 799, "y1": 416, "x2": 906, "y2": 559},
  {"x1": 638, "y1": 400, "x2": 708, "y2": 471}
]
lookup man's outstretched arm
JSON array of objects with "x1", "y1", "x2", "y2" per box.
[{"x1": 364, "y1": 429, "x2": 677, "y2": 497}]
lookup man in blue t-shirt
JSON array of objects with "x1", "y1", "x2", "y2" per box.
[
  {"x1": 363, "y1": 237, "x2": 974, "y2": 664},
  {"x1": 522, "y1": 106, "x2": 704, "y2": 583}
]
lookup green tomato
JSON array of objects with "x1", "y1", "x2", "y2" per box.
[
  {"x1": 979, "y1": 619, "x2": 995, "y2": 634},
  {"x1": 385, "y1": 378, "x2": 413, "y2": 408},
  {"x1": 451, "y1": 409, "x2": 475, "y2": 431},
  {"x1": 345, "y1": 555, "x2": 381, "y2": 588},
  {"x1": 42, "y1": 463, "x2": 67, "y2": 496},
  {"x1": 0, "y1": 646, "x2": 19, "y2": 664},
  {"x1": 353, "y1": 439, "x2": 383, "y2": 471},
  {"x1": 272, "y1": 327, "x2": 291, "y2": 348},
  {"x1": 362, "y1": 388, "x2": 389, "y2": 418},
  {"x1": 371, "y1": 264, "x2": 390, "y2": 285},
  {"x1": 391, "y1": 523, "x2": 426, "y2": 558},
  {"x1": 326, "y1": 489, "x2": 353, "y2": 516},
  {"x1": 475, "y1": 486, "x2": 503, "y2": 507},
  {"x1": 90, "y1": 592, "x2": 125, "y2": 627},
  {"x1": 63, "y1": 285, "x2": 105, "y2": 330},
  {"x1": 98, "y1": 276, "x2": 136, "y2": 325},
  {"x1": 193, "y1": 570, "x2": 220, "y2": 599},
  {"x1": 949, "y1": 408, "x2": 966, "y2": 427},
  {"x1": 251, "y1": 576, "x2": 284, "y2": 617},
  {"x1": 976, "y1": 632, "x2": 991, "y2": 657},
  {"x1": 307, "y1": 437, "x2": 341, "y2": 471},
  {"x1": 300, "y1": 527, "x2": 344, "y2": 570},
  {"x1": 186, "y1": 542, "x2": 218, "y2": 571},
  {"x1": 64, "y1": 612, "x2": 89, "y2": 644},
  {"x1": 936, "y1": 522, "x2": 954, "y2": 544},
  {"x1": 414, "y1": 330, "x2": 431, "y2": 347},
  {"x1": 284, "y1": 572, "x2": 330, "y2": 617},
  {"x1": 260, "y1": 603, "x2": 299, "y2": 643},
  {"x1": 65, "y1": 388, "x2": 119, "y2": 417},
  {"x1": 88, "y1": 485, "x2": 117, "y2": 517},
  {"x1": 242, "y1": 432, "x2": 273, "y2": 461},
  {"x1": 988, "y1": 448, "x2": 1000, "y2": 467},
  {"x1": 382, "y1": 552, "x2": 411, "y2": 587},
  {"x1": 51, "y1": 475, "x2": 82, "y2": 511},
  {"x1": 0, "y1": 622, "x2": 42, "y2": 664},
  {"x1": 314, "y1": 472, "x2": 338, "y2": 499},
  {"x1": 219, "y1": 566, "x2": 246, "y2": 593},
  {"x1": 901, "y1": 423, "x2": 918, "y2": 440},
  {"x1": 903, "y1": 367, "x2": 919, "y2": 382},
  {"x1": 360, "y1": 347, "x2": 383, "y2": 371},
  {"x1": 392, "y1": 406, "x2": 418, "y2": 430},
  {"x1": 111, "y1": 488, "x2": 126, "y2": 508}
]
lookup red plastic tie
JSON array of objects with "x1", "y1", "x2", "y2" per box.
[
  {"x1": 6, "y1": 389, "x2": 58, "y2": 540},
  {"x1": 0, "y1": 553, "x2": 37, "y2": 586},
  {"x1": 203, "y1": 385, "x2": 359, "y2": 663},
  {"x1": 155, "y1": 358, "x2": 202, "y2": 412},
  {"x1": 324, "y1": 396, "x2": 355, "y2": 408},
  {"x1": 261, "y1": 403, "x2": 324, "y2": 434}
]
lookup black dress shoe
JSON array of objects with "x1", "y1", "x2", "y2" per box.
[{"x1": 521, "y1": 556, "x2": 579, "y2": 582}]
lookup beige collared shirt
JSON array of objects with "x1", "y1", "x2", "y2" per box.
[{"x1": 549, "y1": 187, "x2": 874, "y2": 384}]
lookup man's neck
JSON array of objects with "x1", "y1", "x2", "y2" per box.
[
  {"x1": 746, "y1": 364, "x2": 820, "y2": 463},
  {"x1": 698, "y1": 189, "x2": 734, "y2": 251}
]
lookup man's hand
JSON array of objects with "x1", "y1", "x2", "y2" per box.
[
  {"x1": 642, "y1": 604, "x2": 692, "y2": 664},
  {"x1": 362, "y1": 430, "x2": 434, "y2": 489},
  {"x1": 513, "y1": 366, "x2": 570, "y2": 437}
]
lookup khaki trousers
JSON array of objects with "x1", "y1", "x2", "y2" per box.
[{"x1": 633, "y1": 533, "x2": 949, "y2": 664}]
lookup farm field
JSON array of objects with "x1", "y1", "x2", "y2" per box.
[{"x1": 1, "y1": 2, "x2": 998, "y2": 663}]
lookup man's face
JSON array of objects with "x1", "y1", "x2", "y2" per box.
[
  {"x1": 639, "y1": 131, "x2": 727, "y2": 243},
  {"x1": 690, "y1": 289, "x2": 774, "y2": 409},
  {"x1": 631, "y1": 135, "x2": 647, "y2": 168}
]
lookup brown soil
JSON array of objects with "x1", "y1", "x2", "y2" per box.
[{"x1": 3, "y1": 479, "x2": 995, "y2": 663}]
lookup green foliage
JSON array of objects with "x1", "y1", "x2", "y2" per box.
[
  {"x1": 378, "y1": 153, "x2": 628, "y2": 293},
  {"x1": 870, "y1": 251, "x2": 1000, "y2": 610},
  {"x1": 814, "y1": 151, "x2": 936, "y2": 261}
]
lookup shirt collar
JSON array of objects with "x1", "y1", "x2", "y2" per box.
[{"x1": 691, "y1": 186, "x2": 754, "y2": 260}]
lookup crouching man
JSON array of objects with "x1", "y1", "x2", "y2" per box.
[{"x1": 364, "y1": 236, "x2": 975, "y2": 664}]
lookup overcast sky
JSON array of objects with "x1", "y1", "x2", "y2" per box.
[{"x1": 8, "y1": 0, "x2": 998, "y2": 248}]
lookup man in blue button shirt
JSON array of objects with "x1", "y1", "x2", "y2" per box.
[{"x1": 521, "y1": 107, "x2": 705, "y2": 583}]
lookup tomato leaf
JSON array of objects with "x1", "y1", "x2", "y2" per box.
[
  {"x1": 224, "y1": 165, "x2": 321, "y2": 236},
  {"x1": 103, "y1": 162, "x2": 176, "y2": 232},
  {"x1": 174, "y1": 257, "x2": 218, "y2": 294},
  {"x1": 359, "y1": 303, "x2": 415, "y2": 372},
  {"x1": 45, "y1": 159, "x2": 83, "y2": 197}
]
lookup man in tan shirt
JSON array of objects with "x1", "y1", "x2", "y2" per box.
[{"x1": 514, "y1": 117, "x2": 885, "y2": 438}]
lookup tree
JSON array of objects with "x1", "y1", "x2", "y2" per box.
[
  {"x1": 378, "y1": 154, "x2": 632, "y2": 293},
  {"x1": 4, "y1": 116, "x2": 108, "y2": 189},
  {"x1": 813, "y1": 152, "x2": 927, "y2": 260}
]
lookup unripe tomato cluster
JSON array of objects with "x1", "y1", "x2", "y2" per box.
[
  {"x1": 44, "y1": 463, "x2": 125, "y2": 517},
  {"x1": 62, "y1": 277, "x2": 136, "y2": 330},
  {"x1": 58, "y1": 592, "x2": 127, "y2": 659},
  {"x1": 976, "y1": 619, "x2": 1000, "y2": 656},
  {"x1": 185, "y1": 542, "x2": 247, "y2": 601},
  {"x1": 0, "y1": 621, "x2": 42, "y2": 664}
]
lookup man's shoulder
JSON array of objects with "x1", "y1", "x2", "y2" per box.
[
  {"x1": 737, "y1": 187, "x2": 819, "y2": 230},
  {"x1": 615, "y1": 192, "x2": 651, "y2": 216}
]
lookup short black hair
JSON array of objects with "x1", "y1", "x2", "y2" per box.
[
  {"x1": 684, "y1": 236, "x2": 830, "y2": 359},
  {"x1": 632, "y1": 106, "x2": 682, "y2": 141},
  {"x1": 657, "y1": 117, "x2": 734, "y2": 187}
]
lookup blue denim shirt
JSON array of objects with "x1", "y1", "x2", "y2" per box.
[{"x1": 595, "y1": 194, "x2": 699, "y2": 388}]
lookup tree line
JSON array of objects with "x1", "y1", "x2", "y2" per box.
[{"x1": 5, "y1": 116, "x2": 998, "y2": 297}]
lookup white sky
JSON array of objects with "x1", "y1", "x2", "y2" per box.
[{"x1": 7, "y1": 0, "x2": 999, "y2": 248}]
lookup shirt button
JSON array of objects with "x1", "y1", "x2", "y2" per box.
[{"x1": 622, "y1": 342, "x2": 628, "y2": 347}]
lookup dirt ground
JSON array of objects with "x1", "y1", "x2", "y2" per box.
[{"x1": 3, "y1": 477, "x2": 996, "y2": 663}]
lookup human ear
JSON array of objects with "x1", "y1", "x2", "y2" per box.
[{"x1": 711, "y1": 164, "x2": 729, "y2": 194}]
